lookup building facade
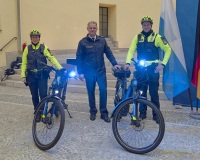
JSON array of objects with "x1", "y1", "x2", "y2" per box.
[{"x1": 0, "y1": 0, "x2": 174, "y2": 68}]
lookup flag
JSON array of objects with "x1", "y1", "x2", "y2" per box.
[
  {"x1": 191, "y1": 64, "x2": 200, "y2": 99},
  {"x1": 191, "y1": 2, "x2": 200, "y2": 99},
  {"x1": 159, "y1": 0, "x2": 189, "y2": 99}
]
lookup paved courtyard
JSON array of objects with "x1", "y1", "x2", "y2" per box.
[{"x1": 0, "y1": 86, "x2": 200, "y2": 160}]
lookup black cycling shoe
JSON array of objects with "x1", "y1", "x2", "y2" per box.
[
  {"x1": 35, "y1": 112, "x2": 42, "y2": 122},
  {"x1": 34, "y1": 109, "x2": 43, "y2": 122},
  {"x1": 117, "y1": 115, "x2": 122, "y2": 122},
  {"x1": 90, "y1": 114, "x2": 96, "y2": 121},
  {"x1": 101, "y1": 115, "x2": 111, "y2": 123},
  {"x1": 139, "y1": 114, "x2": 146, "y2": 120},
  {"x1": 153, "y1": 116, "x2": 160, "y2": 124}
]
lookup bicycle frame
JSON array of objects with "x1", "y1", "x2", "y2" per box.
[
  {"x1": 39, "y1": 95, "x2": 61, "y2": 118},
  {"x1": 111, "y1": 78, "x2": 139, "y2": 118},
  {"x1": 38, "y1": 63, "x2": 75, "y2": 119},
  {"x1": 111, "y1": 59, "x2": 148, "y2": 119}
]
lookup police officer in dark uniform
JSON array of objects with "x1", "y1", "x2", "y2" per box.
[
  {"x1": 125, "y1": 16, "x2": 172, "y2": 122},
  {"x1": 76, "y1": 21, "x2": 121, "y2": 123},
  {"x1": 21, "y1": 29, "x2": 63, "y2": 112}
]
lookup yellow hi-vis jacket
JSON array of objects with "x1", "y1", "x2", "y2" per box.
[
  {"x1": 21, "y1": 43, "x2": 62, "y2": 78},
  {"x1": 126, "y1": 32, "x2": 171, "y2": 66}
]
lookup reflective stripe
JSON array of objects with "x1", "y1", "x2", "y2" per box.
[
  {"x1": 144, "y1": 60, "x2": 159, "y2": 66},
  {"x1": 30, "y1": 69, "x2": 42, "y2": 72}
]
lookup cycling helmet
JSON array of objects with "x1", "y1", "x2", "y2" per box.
[
  {"x1": 30, "y1": 29, "x2": 41, "y2": 37},
  {"x1": 141, "y1": 16, "x2": 153, "y2": 24}
]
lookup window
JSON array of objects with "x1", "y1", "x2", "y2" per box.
[{"x1": 99, "y1": 7, "x2": 108, "y2": 37}]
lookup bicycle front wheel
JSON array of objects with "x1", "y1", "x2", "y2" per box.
[
  {"x1": 32, "y1": 97, "x2": 65, "y2": 150},
  {"x1": 112, "y1": 98, "x2": 165, "y2": 154}
]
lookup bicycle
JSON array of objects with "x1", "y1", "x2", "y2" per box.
[
  {"x1": 32, "y1": 61, "x2": 76, "y2": 150},
  {"x1": 111, "y1": 58, "x2": 165, "y2": 154}
]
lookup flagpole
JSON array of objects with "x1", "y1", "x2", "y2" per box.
[
  {"x1": 188, "y1": 88, "x2": 193, "y2": 110},
  {"x1": 0, "y1": 15, "x2": 2, "y2": 32},
  {"x1": 196, "y1": 98, "x2": 199, "y2": 111}
]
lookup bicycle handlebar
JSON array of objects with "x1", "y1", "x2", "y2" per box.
[
  {"x1": 38, "y1": 61, "x2": 57, "y2": 72},
  {"x1": 131, "y1": 58, "x2": 137, "y2": 64},
  {"x1": 38, "y1": 61, "x2": 77, "y2": 79}
]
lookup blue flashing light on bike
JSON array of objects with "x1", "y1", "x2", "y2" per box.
[
  {"x1": 138, "y1": 60, "x2": 145, "y2": 66},
  {"x1": 131, "y1": 58, "x2": 146, "y2": 67},
  {"x1": 68, "y1": 71, "x2": 76, "y2": 78},
  {"x1": 55, "y1": 90, "x2": 59, "y2": 94}
]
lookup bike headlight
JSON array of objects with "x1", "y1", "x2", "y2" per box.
[
  {"x1": 55, "y1": 90, "x2": 59, "y2": 94},
  {"x1": 139, "y1": 60, "x2": 145, "y2": 66},
  {"x1": 69, "y1": 71, "x2": 76, "y2": 78}
]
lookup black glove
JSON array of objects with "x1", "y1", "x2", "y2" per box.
[
  {"x1": 24, "y1": 82, "x2": 28, "y2": 86},
  {"x1": 58, "y1": 68, "x2": 67, "y2": 76}
]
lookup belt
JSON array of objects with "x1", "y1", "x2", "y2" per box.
[
  {"x1": 143, "y1": 60, "x2": 159, "y2": 67},
  {"x1": 29, "y1": 69, "x2": 42, "y2": 73}
]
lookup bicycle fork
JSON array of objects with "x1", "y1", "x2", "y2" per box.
[
  {"x1": 127, "y1": 79, "x2": 140, "y2": 125},
  {"x1": 131, "y1": 102, "x2": 137, "y2": 120},
  {"x1": 41, "y1": 101, "x2": 56, "y2": 119}
]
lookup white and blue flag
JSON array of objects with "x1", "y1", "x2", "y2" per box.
[{"x1": 159, "y1": 0, "x2": 189, "y2": 99}]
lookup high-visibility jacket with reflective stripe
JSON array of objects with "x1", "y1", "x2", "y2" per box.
[
  {"x1": 21, "y1": 43, "x2": 62, "y2": 78},
  {"x1": 126, "y1": 32, "x2": 171, "y2": 66}
]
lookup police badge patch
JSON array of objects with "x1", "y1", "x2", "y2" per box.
[
  {"x1": 161, "y1": 37, "x2": 167, "y2": 45},
  {"x1": 86, "y1": 46, "x2": 93, "y2": 48}
]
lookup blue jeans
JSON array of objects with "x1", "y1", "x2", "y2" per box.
[{"x1": 85, "y1": 73, "x2": 108, "y2": 116}]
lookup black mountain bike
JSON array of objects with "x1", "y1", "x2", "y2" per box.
[
  {"x1": 32, "y1": 62, "x2": 75, "y2": 150},
  {"x1": 111, "y1": 59, "x2": 165, "y2": 154}
]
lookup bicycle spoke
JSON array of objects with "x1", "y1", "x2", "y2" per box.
[
  {"x1": 112, "y1": 98, "x2": 165, "y2": 154},
  {"x1": 32, "y1": 97, "x2": 65, "y2": 150}
]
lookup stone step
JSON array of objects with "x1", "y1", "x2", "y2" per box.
[
  {"x1": 10, "y1": 66, "x2": 163, "y2": 81},
  {"x1": 107, "y1": 42, "x2": 115, "y2": 47},
  {"x1": 7, "y1": 71, "x2": 120, "y2": 81},
  {"x1": 14, "y1": 67, "x2": 163, "y2": 78},
  {"x1": 13, "y1": 65, "x2": 137, "y2": 75},
  {"x1": 51, "y1": 49, "x2": 123, "y2": 56},
  {"x1": 109, "y1": 46, "x2": 118, "y2": 50},
  {"x1": 56, "y1": 58, "x2": 127, "y2": 66},
  {"x1": 52, "y1": 51, "x2": 127, "y2": 59},
  {"x1": 105, "y1": 37, "x2": 113, "y2": 41},
  {"x1": 7, "y1": 73, "x2": 164, "y2": 91},
  {"x1": 0, "y1": 79, "x2": 167, "y2": 100},
  {"x1": 53, "y1": 55, "x2": 127, "y2": 65}
]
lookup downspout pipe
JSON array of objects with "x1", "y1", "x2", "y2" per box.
[{"x1": 17, "y1": 0, "x2": 22, "y2": 53}]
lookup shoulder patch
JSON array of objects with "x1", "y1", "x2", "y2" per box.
[{"x1": 161, "y1": 37, "x2": 167, "y2": 45}]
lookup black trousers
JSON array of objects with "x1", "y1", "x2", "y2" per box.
[
  {"x1": 84, "y1": 73, "x2": 108, "y2": 116},
  {"x1": 136, "y1": 63, "x2": 160, "y2": 117},
  {"x1": 26, "y1": 75, "x2": 48, "y2": 110}
]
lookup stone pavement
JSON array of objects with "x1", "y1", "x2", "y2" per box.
[{"x1": 0, "y1": 86, "x2": 200, "y2": 160}]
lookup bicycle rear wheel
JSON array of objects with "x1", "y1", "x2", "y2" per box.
[
  {"x1": 32, "y1": 97, "x2": 65, "y2": 150},
  {"x1": 112, "y1": 98, "x2": 165, "y2": 154}
]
